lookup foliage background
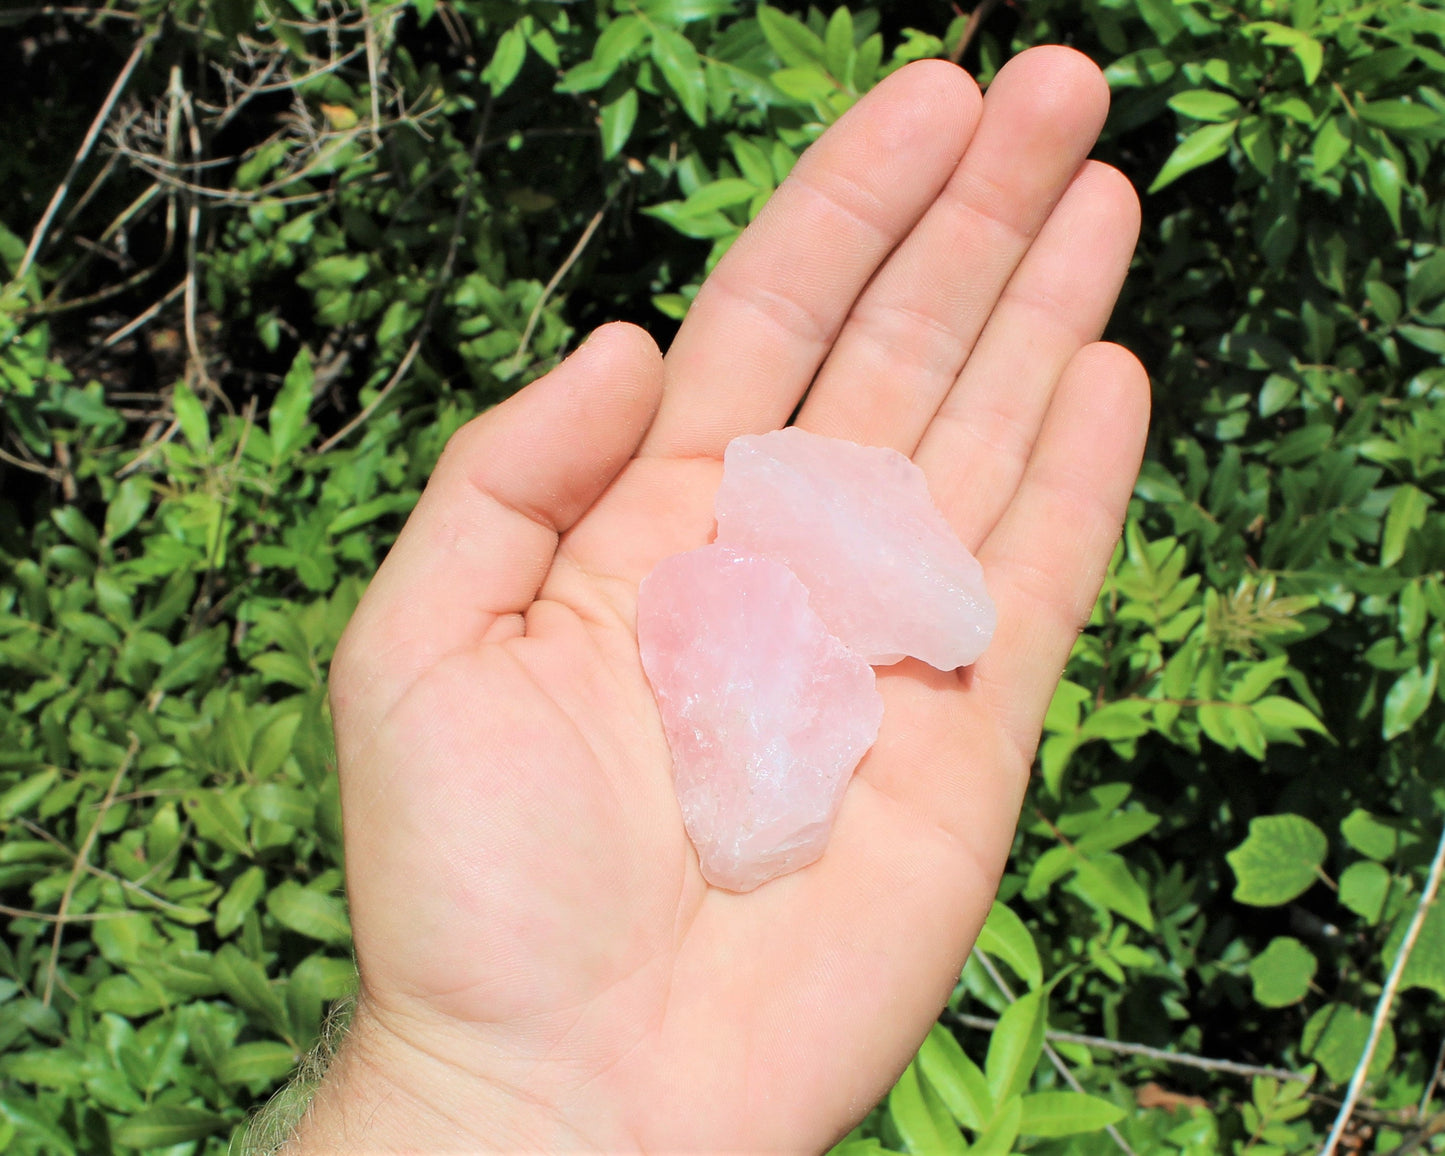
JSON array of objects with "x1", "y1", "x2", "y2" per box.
[{"x1": 1, "y1": 0, "x2": 1444, "y2": 1151}]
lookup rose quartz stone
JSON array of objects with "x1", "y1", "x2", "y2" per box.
[
  {"x1": 637, "y1": 545, "x2": 882, "y2": 892},
  {"x1": 715, "y1": 427, "x2": 995, "y2": 669}
]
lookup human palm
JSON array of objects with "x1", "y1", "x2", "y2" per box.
[{"x1": 304, "y1": 47, "x2": 1150, "y2": 1155}]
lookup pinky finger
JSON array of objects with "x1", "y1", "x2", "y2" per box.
[{"x1": 971, "y1": 342, "x2": 1150, "y2": 762}]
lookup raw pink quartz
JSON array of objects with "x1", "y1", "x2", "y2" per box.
[
  {"x1": 637, "y1": 545, "x2": 882, "y2": 892},
  {"x1": 715, "y1": 427, "x2": 996, "y2": 669}
]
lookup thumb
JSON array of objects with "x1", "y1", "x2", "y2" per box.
[{"x1": 331, "y1": 321, "x2": 665, "y2": 733}]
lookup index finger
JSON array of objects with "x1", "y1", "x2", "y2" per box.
[{"x1": 640, "y1": 59, "x2": 982, "y2": 461}]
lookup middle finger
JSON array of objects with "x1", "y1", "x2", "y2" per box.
[{"x1": 794, "y1": 45, "x2": 1110, "y2": 453}]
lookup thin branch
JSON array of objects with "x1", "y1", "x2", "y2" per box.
[
  {"x1": 114, "y1": 418, "x2": 180, "y2": 479},
  {"x1": 173, "y1": 67, "x2": 220, "y2": 402},
  {"x1": 0, "y1": 445, "x2": 64, "y2": 481},
  {"x1": 1322, "y1": 817, "x2": 1445, "y2": 1156},
  {"x1": 360, "y1": 0, "x2": 384, "y2": 152},
  {"x1": 949, "y1": 1012, "x2": 1308, "y2": 1083},
  {"x1": 504, "y1": 198, "x2": 612, "y2": 376},
  {"x1": 15, "y1": 32, "x2": 153, "y2": 283},
  {"x1": 91, "y1": 280, "x2": 185, "y2": 356},
  {"x1": 4, "y1": 5, "x2": 141, "y2": 20},
  {"x1": 314, "y1": 98, "x2": 493, "y2": 454},
  {"x1": 42, "y1": 734, "x2": 139, "y2": 1006},
  {"x1": 1395, "y1": 1108, "x2": 1445, "y2": 1156},
  {"x1": 948, "y1": 0, "x2": 1002, "y2": 66},
  {"x1": 0, "y1": 903, "x2": 131, "y2": 924},
  {"x1": 972, "y1": 950, "x2": 1139, "y2": 1156},
  {"x1": 1419, "y1": 1033, "x2": 1445, "y2": 1118}
]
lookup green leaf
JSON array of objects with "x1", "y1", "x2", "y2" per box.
[
  {"x1": 0, "y1": 768, "x2": 59, "y2": 820},
  {"x1": 1103, "y1": 47, "x2": 1175, "y2": 89},
  {"x1": 1362, "y1": 146, "x2": 1403, "y2": 232},
  {"x1": 1302, "y1": 1003, "x2": 1394, "y2": 1084},
  {"x1": 215, "y1": 1040, "x2": 298, "y2": 1087},
  {"x1": 271, "y1": 347, "x2": 315, "y2": 461},
  {"x1": 1381, "y1": 484, "x2": 1430, "y2": 567},
  {"x1": 484, "y1": 24, "x2": 529, "y2": 96},
  {"x1": 325, "y1": 493, "x2": 416, "y2": 536},
  {"x1": 1247, "y1": 21, "x2": 1324, "y2": 84},
  {"x1": 113, "y1": 1105, "x2": 228, "y2": 1148},
  {"x1": 971, "y1": 1094, "x2": 1022, "y2": 1155},
  {"x1": 1311, "y1": 115, "x2": 1352, "y2": 175},
  {"x1": 681, "y1": 178, "x2": 758, "y2": 215},
  {"x1": 267, "y1": 881, "x2": 352, "y2": 945},
  {"x1": 1135, "y1": 0, "x2": 1184, "y2": 43},
  {"x1": 888, "y1": 1060, "x2": 967, "y2": 1154},
  {"x1": 985, "y1": 988, "x2": 1046, "y2": 1103},
  {"x1": 636, "y1": 0, "x2": 736, "y2": 21},
  {"x1": 1253, "y1": 696, "x2": 1330, "y2": 739},
  {"x1": 757, "y1": 5, "x2": 827, "y2": 68},
  {"x1": 1383, "y1": 661, "x2": 1438, "y2": 741},
  {"x1": 155, "y1": 626, "x2": 226, "y2": 693},
  {"x1": 651, "y1": 28, "x2": 707, "y2": 126},
  {"x1": 1168, "y1": 89, "x2": 1243, "y2": 122},
  {"x1": 52, "y1": 505, "x2": 98, "y2": 554},
  {"x1": 770, "y1": 66, "x2": 837, "y2": 104},
  {"x1": 1149, "y1": 121, "x2": 1237, "y2": 193},
  {"x1": 1358, "y1": 99, "x2": 1440, "y2": 132},
  {"x1": 1397, "y1": 325, "x2": 1445, "y2": 355},
  {"x1": 1079, "y1": 700, "x2": 1152, "y2": 742},
  {"x1": 975, "y1": 901, "x2": 1043, "y2": 989},
  {"x1": 1341, "y1": 810, "x2": 1402, "y2": 861},
  {"x1": 1396, "y1": 901, "x2": 1445, "y2": 996},
  {"x1": 1248, "y1": 937, "x2": 1317, "y2": 1007},
  {"x1": 593, "y1": 15, "x2": 648, "y2": 73},
  {"x1": 185, "y1": 789, "x2": 252, "y2": 858},
  {"x1": 1071, "y1": 854, "x2": 1155, "y2": 930},
  {"x1": 1338, "y1": 861, "x2": 1391, "y2": 924},
  {"x1": 824, "y1": 6, "x2": 854, "y2": 86},
  {"x1": 171, "y1": 379, "x2": 211, "y2": 451},
  {"x1": 555, "y1": 58, "x2": 614, "y2": 94},
  {"x1": 1227, "y1": 814, "x2": 1328, "y2": 906},
  {"x1": 213, "y1": 944, "x2": 288, "y2": 1032},
  {"x1": 1408, "y1": 250, "x2": 1445, "y2": 310},
  {"x1": 918, "y1": 1024, "x2": 992, "y2": 1131},
  {"x1": 1074, "y1": 811, "x2": 1160, "y2": 856},
  {"x1": 216, "y1": 865, "x2": 267, "y2": 937},
  {"x1": 104, "y1": 476, "x2": 152, "y2": 542},
  {"x1": 1018, "y1": 1091, "x2": 1126, "y2": 1137},
  {"x1": 729, "y1": 136, "x2": 775, "y2": 189},
  {"x1": 600, "y1": 88, "x2": 639, "y2": 160},
  {"x1": 302, "y1": 253, "x2": 368, "y2": 288}
]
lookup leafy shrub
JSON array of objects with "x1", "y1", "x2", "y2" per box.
[{"x1": 2, "y1": 0, "x2": 1444, "y2": 1152}]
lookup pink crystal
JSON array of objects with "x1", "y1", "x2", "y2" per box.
[
  {"x1": 714, "y1": 427, "x2": 996, "y2": 669},
  {"x1": 637, "y1": 545, "x2": 882, "y2": 892}
]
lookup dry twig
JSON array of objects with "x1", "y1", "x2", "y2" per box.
[
  {"x1": 948, "y1": 0, "x2": 1003, "y2": 66},
  {"x1": 315, "y1": 99, "x2": 493, "y2": 454},
  {"x1": 949, "y1": 1011, "x2": 1308, "y2": 1083},
  {"x1": 505, "y1": 197, "x2": 614, "y2": 375},
  {"x1": 972, "y1": 949, "x2": 1139, "y2": 1156},
  {"x1": 16, "y1": 32, "x2": 153, "y2": 283},
  {"x1": 42, "y1": 733, "x2": 140, "y2": 1006},
  {"x1": 1322, "y1": 817, "x2": 1445, "y2": 1155}
]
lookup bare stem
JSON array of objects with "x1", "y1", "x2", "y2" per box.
[
  {"x1": 16, "y1": 33, "x2": 153, "y2": 283},
  {"x1": 1321, "y1": 817, "x2": 1445, "y2": 1155}
]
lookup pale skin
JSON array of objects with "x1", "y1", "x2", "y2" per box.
[{"x1": 293, "y1": 46, "x2": 1150, "y2": 1155}]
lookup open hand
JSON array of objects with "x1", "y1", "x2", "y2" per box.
[{"x1": 298, "y1": 46, "x2": 1149, "y2": 1154}]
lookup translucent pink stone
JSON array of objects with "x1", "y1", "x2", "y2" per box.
[
  {"x1": 715, "y1": 427, "x2": 996, "y2": 669},
  {"x1": 637, "y1": 545, "x2": 882, "y2": 892}
]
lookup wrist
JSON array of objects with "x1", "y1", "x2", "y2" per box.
[{"x1": 282, "y1": 995, "x2": 628, "y2": 1154}]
